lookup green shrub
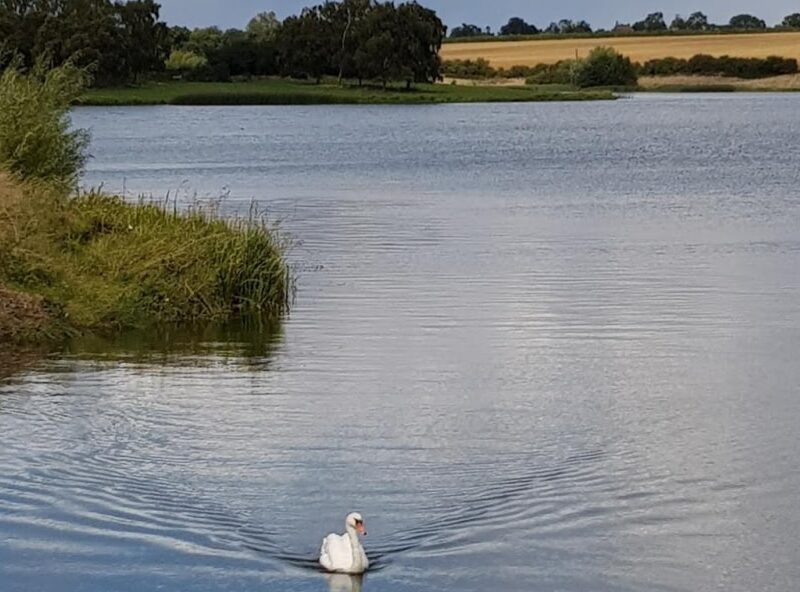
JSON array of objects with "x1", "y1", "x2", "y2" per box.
[
  {"x1": 440, "y1": 58, "x2": 497, "y2": 79},
  {"x1": 165, "y1": 50, "x2": 208, "y2": 73},
  {"x1": 571, "y1": 47, "x2": 638, "y2": 88},
  {"x1": 526, "y1": 60, "x2": 578, "y2": 84},
  {"x1": 640, "y1": 54, "x2": 798, "y2": 79},
  {"x1": 639, "y1": 56, "x2": 689, "y2": 76},
  {"x1": 0, "y1": 61, "x2": 90, "y2": 187},
  {"x1": 503, "y1": 65, "x2": 536, "y2": 78}
]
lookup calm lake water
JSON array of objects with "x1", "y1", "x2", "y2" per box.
[{"x1": 2, "y1": 94, "x2": 800, "y2": 591}]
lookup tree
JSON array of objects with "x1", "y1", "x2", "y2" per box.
[
  {"x1": 1, "y1": 0, "x2": 171, "y2": 85},
  {"x1": 571, "y1": 46, "x2": 637, "y2": 88},
  {"x1": 669, "y1": 15, "x2": 687, "y2": 30},
  {"x1": 0, "y1": 0, "x2": 50, "y2": 69},
  {"x1": 318, "y1": 0, "x2": 372, "y2": 84},
  {"x1": 570, "y1": 19, "x2": 592, "y2": 33},
  {"x1": 275, "y1": 1, "x2": 444, "y2": 88},
  {"x1": 633, "y1": 12, "x2": 667, "y2": 32},
  {"x1": 32, "y1": 0, "x2": 127, "y2": 84},
  {"x1": 169, "y1": 25, "x2": 192, "y2": 48},
  {"x1": 546, "y1": 19, "x2": 592, "y2": 34},
  {"x1": 783, "y1": 13, "x2": 800, "y2": 28},
  {"x1": 277, "y1": 9, "x2": 330, "y2": 82},
  {"x1": 246, "y1": 11, "x2": 280, "y2": 43},
  {"x1": 183, "y1": 27, "x2": 225, "y2": 56},
  {"x1": 499, "y1": 17, "x2": 538, "y2": 36},
  {"x1": 117, "y1": 0, "x2": 170, "y2": 82},
  {"x1": 686, "y1": 12, "x2": 709, "y2": 30},
  {"x1": 352, "y1": 3, "x2": 399, "y2": 87},
  {"x1": 395, "y1": 1, "x2": 445, "y2": 87},
  {"x1": 450, "y1": 23, "x2": 483, "y2": 38},
  {"x1": 729, "y1": 14, "x2": 766, "y2": 29}
]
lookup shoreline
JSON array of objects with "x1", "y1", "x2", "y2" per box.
[
  {"x1": 77, "y1": 79, "x2": 616, "y2": 106},
  {"x1": 440, "y1": 75, "x2": 800, "y2": 94},
  {"x1": 78, "y1": 78, "x2": 800, "y2": 108}
]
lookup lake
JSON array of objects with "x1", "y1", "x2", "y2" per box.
[{"x1": 2, "y1": 94, "x2": 800, "y2": 591}]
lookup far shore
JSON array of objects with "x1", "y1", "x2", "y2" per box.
[
  {"x1": 637, "y1": 73, "x2": 800, "y2": 91},
  {"x1": 445, "y1": 74, "x2": 800, "y2": 93},
  {"x1": 77, "y1": 78, "x2": 616, "y2": 106},
  {"x1": 81, "y1": 76, "x2": 800, "y2": 110}
]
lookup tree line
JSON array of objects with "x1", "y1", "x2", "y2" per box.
[
  {"x1": 0, "y1": 0, "x2": 445, "y2": 87},
  {"x1": 442, "y1": 53, "x2": 798, "y2": 83},
  {"x1": 450, "y1": 11, "x2": 800, "y2": 38},
  {"x1": 0, "y1": 0, "x2": 169, "y2": 85}
]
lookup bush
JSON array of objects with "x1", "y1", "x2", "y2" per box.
[
  {"x1": 440, "y1": 58, "x2": 497, "y2": 79},
  {"x1": 639, "y1": 56, "x2": 688, "y2": 76},
  {"x1": 640, "y1": 54, "x2": 798, "y2": 79},
  {"x1": 571, "y1": 47, "x2": 638, "y2": 88},
  {"x1": 0, "y1": 61, "x2": 90, "y2": 187},
  {"x1": 526, "y1": 61, "x2": 577, "y2": 84},
  {"x1": 504, "y1": 65, "x2": 537, "y2": 78},
  {"x1": 165, "y1": 50, "x2": 208, "y2": 74}
]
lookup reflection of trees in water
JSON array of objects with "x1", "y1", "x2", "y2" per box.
[
  {"x1": 326, "y1": 573, "x2": 363, "y2": 592},
  {"x1": 62, "y1": 317, "x2": 285, "y2": 370}
]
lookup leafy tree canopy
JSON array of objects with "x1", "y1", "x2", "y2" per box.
[
  {"x1": 450, "y1": 23, "x2": 484, "y2": 38},
  {"x1": 633, "y1": 12, "x2": 667, "y2": 32},
  {"x1": 729, "y1": 14, "x2": 766, "y2": 29},
  {"x1": 499, "y1": 17, "x2": 538, "y2": 36},
  {"x1": 246, "y1": 11, "x2": 281, "y2": 43},
  {"x1": 783, "y1": 13, "x2": 800, "y2": 28}
]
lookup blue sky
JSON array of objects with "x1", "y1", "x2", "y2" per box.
[{"x1": 156, "y1": 1, "x2": 798, "y2": 30}]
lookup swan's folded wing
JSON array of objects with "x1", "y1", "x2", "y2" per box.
[
  {"x1": 359, "y1": 545, "x2": 369, "y2": 571},
  {"x1": 320, "y1": 533, "x2": 351, "y2": 572}
]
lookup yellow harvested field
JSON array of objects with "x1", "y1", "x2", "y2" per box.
[{"x1": 441, "y1": 33, "x2": 800, "y2": 67}]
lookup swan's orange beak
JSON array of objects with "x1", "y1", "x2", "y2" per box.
[{"x1": 356, "y1": 523, "x2": 367, "y2": 536}]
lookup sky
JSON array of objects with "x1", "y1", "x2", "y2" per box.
[{"x1": 156, "y1": 0, "x2": 798, "y2": 31}]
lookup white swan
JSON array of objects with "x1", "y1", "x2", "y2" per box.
[{"x1": 319, "y1": 512, "x2": 369, "y2": 574}]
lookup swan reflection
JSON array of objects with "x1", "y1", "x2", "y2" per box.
[{"x1": 325, "y1": 573, "x2": 363, "y2": 592}]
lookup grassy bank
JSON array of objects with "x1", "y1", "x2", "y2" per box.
[
  {"x1": 0, "y1": 63, "x2": 292, "y2": 348},
  {"x1": 0, "y1": 172, "x2": 291, "y2": 345},
  {"x1": 78, "y1": 78, "x2": 615, "y2": 106}
]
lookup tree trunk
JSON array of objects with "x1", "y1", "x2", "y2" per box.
[{"x1": 337, "y1": 7, "x2": 353, "y2": 86}]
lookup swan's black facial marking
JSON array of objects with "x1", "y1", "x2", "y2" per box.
[{"x1": 355, "y1": 519, "x2": 363, "y2": 526}]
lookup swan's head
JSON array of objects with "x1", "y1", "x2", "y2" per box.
[{"x1": 346, "y1": 512, "x2": 367, "y2": 536}]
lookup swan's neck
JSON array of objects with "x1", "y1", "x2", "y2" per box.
[{"x1": 346, "y1": 526, "x2": 363, "y2": 570}]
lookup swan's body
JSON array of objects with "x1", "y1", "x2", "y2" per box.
[{"x1": 319, "y1": 513, "x2": 369, "y2": 574}]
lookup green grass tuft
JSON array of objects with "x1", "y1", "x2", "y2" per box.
[
  {"x1": 0, "y1": 60, "x2": 89, "y2": 187},
  {"x1": 0, "y1": 173, "x2": 292, "y2": 341}
]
